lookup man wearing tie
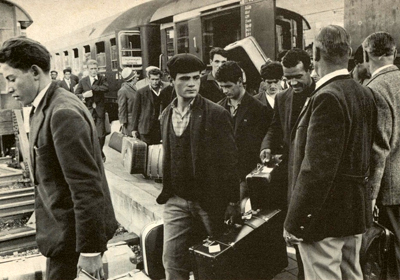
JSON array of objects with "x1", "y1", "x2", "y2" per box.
[
  {"x1": 75, "y1": 60, "x2": 109, "y2": 162},
  {"x1": 59, "y1": 68, "x2": 76, "y2": 93}
]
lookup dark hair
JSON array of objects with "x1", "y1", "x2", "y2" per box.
[
  {"x1": 50, "y1": 70, "x2": 58, "y2": 75},
  {"x1": 215, "y1": 61, "x2": 243, "y2": 83},
  {"x1": 362, "y1": 32, "x2": 396, "y2": 57},
  {"x1": 148, "y1": 68, "x2": 163, "y2": 77},
  {"x1": 277, "y1": 50, "x2": 288, "y2": 62},
  {"x1": 353, "y1": 45, "x2": 365, "y2": 64},
  {"x1": 282, "y1": 48, "x2": 312, "y2": 72},
  {"x1": 315, "y1": 25, "x2": 351, "y2": 65},
  {"x1": 260, "y1": 61, "x2": 283, "y2": 80},
  {"x1": 0, "y1": 37, "x2": 51, "y2": 73},
  {"x1": 209, "y1": 47, "x2": 228, "y2": 61},
  {"x1": 63, "y1": 68, "x2": 71, "y2": 74}
]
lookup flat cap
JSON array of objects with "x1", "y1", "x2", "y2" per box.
[
  {"x1": 167, "y1": 53, "x2": 205, "y2": 78},
  {"x1": 121, "y1": 67, "x2": 138, "y2": 82}
]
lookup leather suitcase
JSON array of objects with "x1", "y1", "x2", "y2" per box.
[
  {"x1": 190, "y1": 209, "x2": 288, "y2": 280},
  {"x1": 245, "y1": 156, "x2": 287, "y2": 211},
  {"x1": 109, "y1": 131, "x2": 126, "y2": 153},
  {"x1": 140, "y1": 220, "x2": 165, "y2": 280},
  {"x1": 122, "y1": 136, "x2": 147, "y2": 174},
  {"x1": 146, "y1": 144, "x2": 163, "y2": 181}
]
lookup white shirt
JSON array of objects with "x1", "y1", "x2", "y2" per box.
[
  {"x1": 315, "y1": 69, "x2": 349, "y2": 91},
  {"x1": 89, "y1": 75, "x2": 98, "y2": 85},
  {"x1": 266, "y1": 94, "x2": 275, "y2": 109},
  {"x1": 371, "y1": 64, "x2": 394, "y2": 78},
  {"x1": 31, "y1": 82, "x2": 51, "y2": 112}
]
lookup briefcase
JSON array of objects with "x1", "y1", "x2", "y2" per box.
[
  {"x1": 140, "y1": 220, "x2": 165, "y2": 280},
  {"x1": 146, "y1": 144, "x2": 163, "y2": 181},
  {"x1": 360, "y1": 209, "x2": 396, "y2": 280},
  {"x1": 109, "y1": 131, "x2": 126, "y2": 153},
  {"x1": 246, "y1": 156, "x2": 288, "y2": 211},
  {"x1": 190, "y1": 209, "x2": 288, "y2": 280},
  {"x1": 122, "y1": 136, "x2": 147, "y2": 174}
]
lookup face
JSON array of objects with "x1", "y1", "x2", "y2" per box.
[
  {"x1": 0, "y1": 63, "x2": 39, "y2": 106},
  {"x1": 210, "y1": 54, "x2": 227, "y2": 76},
  {"x1": 261, "y1": 78, "x2": 282, "y2": 96},
  {"x1": 219, "y1": 81, "x2": 242, "y2": 100},
  {"x1": 283, "y1": 61, "x2": 312, "y2": 93},
  {"x1": 149, "y1": 74, "x2": 161, "y2": 89},
  {"x1": 173, "y1": 71, "x2": 201, "y2": 100},
  {"x1": 64, "y1": 72, "x2": 71, "y2": 80},
  {"x1": 88, "y1": 64, "x2": 98, "y2": 77},
  {"x1": 50, "y1": 72, "x2": 57, "y2": 80}
]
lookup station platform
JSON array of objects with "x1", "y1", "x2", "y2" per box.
[{"x1": 103, "y1": 132, "x2": 299, "y2": 280}]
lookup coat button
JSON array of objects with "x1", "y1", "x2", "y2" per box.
[
  {"x1": 307, "y1": 214, "x2": 312, "y2": 218},
  {"x1": 300, "y1": 226, "x2": 304, "y2": 230}
]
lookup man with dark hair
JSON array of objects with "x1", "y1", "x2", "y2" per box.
[
  {"x1": 259, "y1": 48, "x2": 315, "y2": 280},
  {"x1": 75, "y1": 59, "x2": 109, "y2": 162},
  {"x1": 59, "y1": 68, "x2": 76, "y2": 92},
  {"x1": 199, "y1": 47, "x2": 228, "y2": 102},
  {"x1": 66, "y1": 66, "x2": 79, "y2": 85},
  {"x1": 363, "y1": 31, "x2": 400, "y2": 278},
  {"x1": 50, "y1": 70, "x2": 58, "y2": 80},
  {"x1": 134, "y1": 67, "x2": 170, "y2": 144},
  {"x1": 216, "y1": 61, "x2": 269, "y2": 199},
  {"x1": 158, "y1": 53, "x2": 239, "y2": 280},
  {"x1": 350, "y1": 45, "x2": 371, "y2": 85},
  {"x1": 284, "y1": 25, "x2": 376, "y2": 279},
  {"x1": 0, "y1": 37, "x2": 117, "y2": 280}
]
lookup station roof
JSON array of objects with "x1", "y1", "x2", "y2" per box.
[{"x1": 2, "y1": 0, "x2": 33, "y2": 29}]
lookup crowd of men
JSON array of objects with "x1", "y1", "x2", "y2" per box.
[{"x1": 0, "y1": 24, "x2": 399, "y2": 280}]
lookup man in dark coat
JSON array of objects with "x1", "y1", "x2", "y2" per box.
[
  {"x1": 118, "y1": 67, "x2": 139, "y2": 136},
  {"x1": 199, "y1": 47, "x2": 227, "y2": 102},
  {"x1": 58, "y1": 68, "x2": 76, "y2": 93},
  {"x1": 75, "y1": 59, "x2": 108, "y2": 161},
  {"x1": 216, "y1": 61, "x2": 269, "y2": 199},
  {"x1": 363, "y1": 31, "x2": 400, "y2": 279},
  {"x1": 158, "y1": 53, "x2": 239, "y2": 280},
  {"x1": 0, "y1": 37, "x2": 117, "y2": 280},
  {"x1": 284, "y1": 25, "x2": 376, "y2": 279}
]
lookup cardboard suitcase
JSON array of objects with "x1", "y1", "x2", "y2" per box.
[
  {"x1": 109, "y1": 131, "x2": 126, "y2": 152},
  {"x1": 245, "y1": 156, "x2": 288, "y2": 211},
  {"x1": 146, "y1": 144, "x2": 163, "y2": 181},
  {"x1": 140, "y1": 220, "x2": 165, "y2": 280},
  {"x1": 190, "y1": 209, "x2": 288, "y2": 280},
  {"x1": 122, "y1": 136, "x2": 147, "y2": 174}
]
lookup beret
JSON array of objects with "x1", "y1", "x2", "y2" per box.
[
  {"x1": 167, "y1": 53, "x2": 205, "y2": 76},
  {"x1": 260, "y1": 61, "x2": 283, "y2": 80}
]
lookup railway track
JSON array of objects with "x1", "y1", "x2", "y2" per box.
[{"x1": 0, "y1": 226, "x2": 36, "y2": 257}]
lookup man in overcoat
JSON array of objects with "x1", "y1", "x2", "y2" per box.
[
  {"x1": 363, "y1": 31, "x2": 400, "y2": 278},
  {"x1": 0, "y1": 37, "x2": 117, "y2": 280},
  {"x1": 118, "y1": 67, "x2": 139, "y2": 136},
  {"x1": 157, "y1": 53, "x2": 239, "y2": 280},
  {"x1": 284, "y1": 25, "x2": 376, "y2": 279},
  {"x1": 75, "y1": 59, "x2": 108, "y2": 161}
]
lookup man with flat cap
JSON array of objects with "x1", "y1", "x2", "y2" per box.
[{"x1": 157, "y1": 53, "x2": 240, "y2": 280}]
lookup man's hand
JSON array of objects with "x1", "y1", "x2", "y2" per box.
[
  {"x1": 224, "y1": 203, "x2": 241, "y2": 226},
  {"x1": 260, "y1": 149, "x2": 272, "y2": 164},
  {"x1": 82, "y1": 90, "x2": 93, "y2": 98},
  {"x1": 77, "y1": 254, "x2": 104, "y2": 280},
  {"x1": 283, "y1": 228, "x2": 303, "y2": 247}
]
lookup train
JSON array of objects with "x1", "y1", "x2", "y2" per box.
[{"x1": 46, "y1": 0, "x2": 310, "y2": 121}]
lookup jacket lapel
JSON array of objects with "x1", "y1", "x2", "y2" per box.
[
  {"x1": 190, "y1": 96, "x2": 203, "y2": 176},
  {"x1": 234, "y1": 93, "x2": 250, "y2": 135}
]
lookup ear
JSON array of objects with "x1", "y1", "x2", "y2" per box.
[
  {"x1": 314, "y1": 47, "x2": 321, "y2": 62},
  {"x1": 31, "y1": 65, "x2": 40, "y2": 79}
]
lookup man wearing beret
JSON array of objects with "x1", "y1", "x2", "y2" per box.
[{"x1": 157, "y1": 53, "x2": 240, "y2": 280}]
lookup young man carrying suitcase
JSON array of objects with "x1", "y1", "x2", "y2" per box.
[{"x1": 157, "y1": 53, "x2": 240, "y2": 280}]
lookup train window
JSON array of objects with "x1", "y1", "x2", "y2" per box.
[
  {"x1": 63, "y1": 51, "x2": 70, "y2": 68},
  {"x1": 73, "y1": 48, "x2": 79, "y2": 73},
  {"x1": 118, "y1": 31, "x2": 142, "y2": 70},
  {"x1": 176, "y1": 22, "x2": 189, "y2": 54},
  {"x1": 110, "y1": 38, "x2": 118, "y2": 70},
  {"x1": 95, "y1": 41, "x2": 106, "y2": 72},
  {"x1": 166, "y1": 28, "x2": 175, "y2": 60},
  {"x1": 83, "y1": 45, "x2": 91, "y2": 63}
]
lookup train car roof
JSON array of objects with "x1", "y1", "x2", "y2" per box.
[
  {"x1": 2, "y1": 0, "x2": 33, "y2": 29},
  {"x1": 46, "y1": 0, "x2": 167, "y2": 51}
]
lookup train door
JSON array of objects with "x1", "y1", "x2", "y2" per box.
[
  {"x1": 117, "y1": 31, "x2": 143, "y2": 73},
  {"x1": 160, "y1": 24, "x2": 175, "y2": 73}
]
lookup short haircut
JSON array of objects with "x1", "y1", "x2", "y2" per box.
[
  {"x1": 148, "y1": 68, "x2": 163, "y2": 77},
  {"x1": 86, "y1": 59, "x2": 98, "y2": 67},
  {"x1": 362, "y1": 31, "x2": 396, "y2": 57},
  {"x1": 0, "y1": 37, "x2": 51, "y2": 73},
  {"x1": 260, "y1": 61, "x2": 283, "y2": 80},
  {"x1": 215, "y1": 61, "x2": 243, "y2": 83},
  {"x1": 63, "y1": 68, "x2": 71, "y2": 74},
  {"x1": 209, "y1": 47, "x2": 228, "y2": 61},
  {"x1": 314, "y1": 25, "x2": 351, "y2": 65},
  {"x1": 50, "y1": 70, "x2": 58, "y2": 75},
  {"x1": 282, "y1": 48, "x2": 311, "y2": 72},
  {"x1": 353, "y1": 45, "x2": 365, "y2": 64},
  {"x1": 277, "y1": 50, "x2": 288, "y2": 62}
]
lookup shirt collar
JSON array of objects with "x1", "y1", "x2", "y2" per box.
[
  {"x1": 315, "y1": 68, "x2": 349, "y2": 91},
  {"x1": 266, "y1": 94, "x2": 275, "y2": 108},
  {"x1": 89, "y1": 75, "x2": 98, "y2": 83},
  {"x1": 227, "y1": 92, "x2": 245, "y2": 108},
  {"x1": 371, "y1": 64, "x2": 394, "y2": 78},
  {"x1": 31, "y1": 82, "x2": 51, "y2": 111},
  {"x1": 171, "y1": 97, "x2": 195, "y2": 109}
]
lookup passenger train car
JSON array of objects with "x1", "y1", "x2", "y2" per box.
[{"x1": 46, "y1": 0, "x2": 310, "y2": 121}]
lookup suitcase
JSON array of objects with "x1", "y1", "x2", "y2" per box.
[
  {"x1": 109, "y1": 131, "x2": 126, "y2": 152},
  {"x1": 122, "y1": 136, "x2": 147, "y2": 174},
  {"x1": 146, "y1": 144, "x2": 163, "y2": 181},
  {"x1": 140, "y1": 220, "x2": 165, "y2": 280},
  {"x1": 246, "y1": 156, "x2": 288, "y2": 211},
  {"x1": 103, "y1": 244, "x2": 137, "y2": 279},
  {"x1": 190, "y1": 209, "x2": 288, "y2": 280}
]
